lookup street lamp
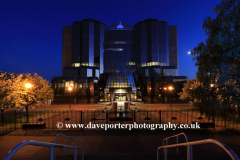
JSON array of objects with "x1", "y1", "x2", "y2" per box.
[
  {"x1": 25, "y1": 83, "x2": 31, "y2": 123},
  {"x1": 210, "y1": 83, "x2": 215, "y2": 121},
  {"x1": 168, "y1": 86, "x2": 174, "y2": 108},
  {"x1": 68, "y1": 87, "x2": 73, "y2": 109},
  {"x1": 163, "y1": 86, "x2": 174, "y2": 107}
]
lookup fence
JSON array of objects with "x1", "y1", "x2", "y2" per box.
[{"x1": 0, "y1": 108, "x2": 239, "y2": 134}]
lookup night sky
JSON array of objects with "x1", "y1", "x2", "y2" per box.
[{"x1": 0, "y1": 0, "x2": 222, "y2": 82}]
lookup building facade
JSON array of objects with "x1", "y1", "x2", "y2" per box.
[{"x1": 52, "y1": 18, "x2": 187, "y2": 104}]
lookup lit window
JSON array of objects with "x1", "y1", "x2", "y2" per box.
[
  {"x1": 114, "y1": 48, "x2": 123, "y2": 51},
  {"x1": 65, "y1": 81, "x2": 74, "y2": 88},
  {"x1": 95, "y1": 69, "x2": 99, "y2": 78},
  {"x1": 128, "y1": 62, "x2": 135, "y2": 65},
  {"x1": 69, "y1": 81, "x2": 74, "y2": 87},
  {"x1": 72, "y1": 63, "x2": 80, "y2": 67},
  {"x1": 142, "y1": 63, "x2": 146, "y2": 67},
  {"x1": 105, "y1": 48, "x2": 123, "y2": 51},
  {"x1": 87, "y1": 69, "x2": 92, "y2": 77}
]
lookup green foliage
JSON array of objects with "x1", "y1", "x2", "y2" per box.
[
  {"x1": 189, "y1": 0, "x2": 240, "y2": 119},
  {"x1": 0, "y1": 72, "x2": 54, "y2": 109},
  {"x1": 178, "y1": 79, "x2": 202, "y2": 102},
  {"x1": 178, "y1": 80, "x2": 191, "y2": 101}
]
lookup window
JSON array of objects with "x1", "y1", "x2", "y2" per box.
[
  {"x1": 115, "y1": 41, "x2": 127, "y2": 44},
  {"x1": 105, "y1": 41, "x2": 129, "y2": 44},
  {"x1": 147, "y1": 62, "x2": 159, "y2": 66},
  {"x1": 145, "y1": 69, "x2": 149, "y2": 76},
  {"x1": 105, "y1": 48, "x2": 123, "y2": 51},
  {"x1": 115, "y1": 48, "x2": 123, "y2": 51},
  {"x1": 142, "y1": 63, "x2": 147, "y2": 67},
  {"x1": 72, "y1": 63, "x2": 80, "y2": 67},
  {"x1": 128, "y1": 62, "x2": 135, "y2": 65},
  {"x1": 87, "y1": 69, "x2": 92, "y2": 77},
  {"x1": 65, "y1": 81, "x2": 74, "y2": 88},
  {"x1": 95, "y1": 69, "x2": 99, "y2": 78}
]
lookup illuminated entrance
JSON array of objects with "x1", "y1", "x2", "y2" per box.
[
  {"x1": 115, "y1": 95, "x2": 126, "y2": 101},
  {"x1": 103, "y1": 72, "x2": 137, "y2": 102}
]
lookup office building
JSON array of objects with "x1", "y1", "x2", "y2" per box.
[{"x1": 52, "y1": 18, "x2": 187, "y2": 104}]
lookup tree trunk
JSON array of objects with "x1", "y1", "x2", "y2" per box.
[
  {"x1": 25, "y1": 105, "x2": 28, "y2": 123},
  {"x1": 1, "y1": 109, "x2": 4, "y2": 123}
]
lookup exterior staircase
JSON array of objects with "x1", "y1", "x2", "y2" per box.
[{"x1": 4, "y1": 133, "x2": 240, "y2": 160}]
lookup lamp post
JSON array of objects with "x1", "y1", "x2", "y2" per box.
[
  {"x1": 164, "y1": 86, "x2": 174, "y2": 108},
  {"x1": 68, "y1": 87, "x2": 73, "y2": 109},
  {"x1": 25, "y1": 83, "x2": 31, "y2": 123},
  {"x1": 164, "y1": 87, "x2": 167, "y2": 103},
  {"x1": 168, "y1": 86, "x2": 174, "y2": 108},
  {"x1": 210, "y1": 83, "x2": 215, "y2": 121},
  {"x1": 190, "y1": 87, "x2": 193, "y2": 105}
]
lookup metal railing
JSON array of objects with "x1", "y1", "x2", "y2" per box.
[
  {"x1": 1, "y1": 109, "x2": 240, "y2": 134},
  {"x1": 4, "y1": 140, "x2": 84, "y2": 160},
  {"x1": 157, "y1": 138, "x2": 240, "y2": 160},
  {"x1": 54, "y1": 133, "x2": 79, "y2": 158},
  {"x1": 163, "y1": 132, "x2": 188, "y2": 158}
]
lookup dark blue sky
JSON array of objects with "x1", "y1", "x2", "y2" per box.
[{"x1": 0, "y1": 0, "x2": 222, "y2": 82}]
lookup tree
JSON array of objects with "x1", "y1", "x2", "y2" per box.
[
  {"x1": 178, "y1": 80, "x2": 192, "y2": 101},
  {"x1": 0, "y1": 72, "x2": 54, "y2": 110},
  {"x1": 0, "y1": 72, "x2": 19, "y2": 109},
  {"x1": 179, "y1": 78, "x2": 202, "y2": 103},
  {"x1": 31, "y1": 73, "x2": 54, "y2": 106},
  {"x1": 191, "y1": 0, "x2": 240, "y2": 117}
]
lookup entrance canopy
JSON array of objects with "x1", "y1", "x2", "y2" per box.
[
  {"x1": 103, "y1": 72, "x2": 137, "y2": 102},
  {"x1": 105, "y1": 72, "x2": 136, "y2": 88}
]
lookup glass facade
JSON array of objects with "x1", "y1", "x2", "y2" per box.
[
  {"x1": 65, "y1": 19, "x2": 178, "y2": 78},
  {"x1": 72, "y1": 22, "x2": 81, "y2": 64},
  {"x1": 133, "y1": 19, "x2": 173, "y2": 77},
  {"x1": 105, "y1": 72, "x2": 136, "y2": 88},
  {"x1": 104, "y1": 25, "x2": 133, "y2": 73},
  {"x1": 140, "y1": 23, "x2": 147, "y2": 68},
  {"x1": 150, "y1": 20, "x2": 159, "y2": 62},
  {"x1": 99, "y1": 24, "x2": 105, "y2": 74},
  {"x1": 89, "y1": 21, "x2": 94, "y2": 67},
  {"x1": 159, "y1": 21, "x2": 169, "y2": 66},
  {"x1": 59, "y1": 19, "x2": 183, "y2": 103}
]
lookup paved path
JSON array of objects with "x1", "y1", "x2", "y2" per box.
[
  {"x1": 1, "y1": 129, "x2": 240, "y2": 159},
  {"x1": 5, "y1": 102, "x2": 193, "y2": 111}
]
